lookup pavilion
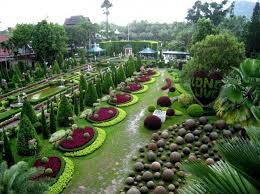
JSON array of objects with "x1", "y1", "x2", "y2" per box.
[{"x1": 138, "y1": 47, "x2": 156, "y2": 59}]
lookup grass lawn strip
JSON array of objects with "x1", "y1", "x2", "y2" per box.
[
  {"x1": 92, "y1": 108, "x2": 127, "y2": 127},
  {"x1": 64, "y1": 128, "x2": 106, "y2": 157}
]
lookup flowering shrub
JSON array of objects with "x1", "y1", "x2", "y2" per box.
[
  {"x1": 161, "y1": 78, "x2": 173, "y2": 90},
  {"x1": 144, "y1": 115, "x2": 162, "y2": 130},
  {"x1": 141, "y1": 77, "x2": 156, "y2": 84},
  {"x1": 157, "y1": 96, "x2": 172, "y2": 107},
  {"x1": 49, "y1": 157, "x2": 74, "y2": 194},
  {"x1": 59, "y1": 127, "x2": 96, "y2": 151},
  {"x1": 88, "y1": 107, "x2": 118, "y2": 122},
  {"x1": 124, "y1": 83, "x2": 143, "y2": 92},
  {"x1": 64, "y1": 128, "x2": 106, "y2": 157},
  {"x1": 34, "y1": 156, "x2": 62, "y2": 178},
  {"x1": 92, "y1": 108, "x2": 127, "y2": 127}
]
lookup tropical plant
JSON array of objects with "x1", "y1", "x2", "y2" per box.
[
  {"x1": 214, "y1": 59, "x2": 260, "y2": 126},
  {"x1": 0, "y1": 161, "x2": 49, "y2": 194}
]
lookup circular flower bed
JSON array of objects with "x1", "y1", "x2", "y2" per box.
[
  {"x1": 124, "y1": 82, "x2": 143, "y2": 92},
  {"x1": 58, "y1": 127, "x2": 96, "y2": 152},
  {"x1": 88, "y1": 107, "x2": 118, "y2": 122},
  {"x1": 136, "y1": 75, "x2": 151, "y2": 83},
  {"x1": 108, "y1": 93, "x2": 133, "y2": 105},
  {"x1": 34, "y1": 156, "x2": 63, "y2": 179},
  {"x1": 145, "y1": 69, "x2": 156, "y2": 76}
]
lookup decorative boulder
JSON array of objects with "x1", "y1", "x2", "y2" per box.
[
  {"x1": 176, "y1": 136, "x2": 185, "y2": 145},
  {"x1": 162, "y1": 169, "x2": 174, "y2": 182},
  {"x1": 157, "y1": 96, "x2": 172, "y2": 107},
  {"x1": 134, "y1": 162, "x2": 144, "y2": 172},
  {"x1": 184, "y1": 119, "x2": 196, "y2": 130},
  {"x1": 151, "y1": 162, "x2": 161, "y2": 172},
  {"x1": 147, "y1": 151, "x2": 156, "y2": 162},
  {"x1": 170, "y1": 152, "x2": 181, "y2": 163},
  {"x1": 215, "y1": 119, "x2": 226, "y2": 130},
  {"x1": 184, "y1": 133, "x2": 195, "y2": 143},
  {"x1": 204, "y1": 124, "x2": 213, "y2": 132},
  {"x1": 144, "y1": 115, "x2": 162, "y2": 130},
  {"x1": 154, "y1": 186, "x2": 167, "y2": 194},
  {"x1": 142, "y1": 171, "x2": 153, "y2": 182},
  {"x1": 198, "y1": 116, "x2": 208, "y2": 124},
  {"x1": 127, "y1": 187, "x2": 141, "y2": 194}
]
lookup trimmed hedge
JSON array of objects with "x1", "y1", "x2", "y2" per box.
[
  {"x1": 48, "y1": 157, "x2": 74, "y2": 194},
  {"x1": 93, "y1": 108, "x2": 127, "y2": 127},
  {"x1": 64, "y1": 128, "x2": 106, "y2": 157},
  {"x1": 132, "y1": 85, "x2": 149, "y2": 94},
  {"x1": 117, "y1": 95, "x2": 139, "y2": 107},
  {"x1": 187, "y1": 104, "x2": 204, "y2": 117},
  {"x1": 142, "y1": 77, "x2": 156, "y2": 85}
]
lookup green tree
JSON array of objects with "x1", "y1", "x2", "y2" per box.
[
  {"x1": 57, "y1": 95, "x2": 73, "y2": 127},
  {"x1": 21, "y1": 99, "x2": 38, "y2": 124},
  {"x1": 17, "y1": 115, "x2": 40, "y2": 156},
  {"x1": 102, "y1": 72, "x2": 114, "y2": 94},
  {"x1": 247, "y1": 2, "x2": 260, "y2": 57},
  {"x1": 189, "y1": 33, "x2": 245, "y2": 74},
  {"x1": 95, "y1": 78, "x2": 103, "y2": 98},
  {"x1": 12, "y1": 73, "x2": 21, "y2": 87},
  {"x1": 85, "y1": 82, "x2": 98, "y2": 106},
  {"x1": 79, "y1": 91, "x2": 84, "y2": 111},
  {"x1": 41, "y1": 107, "x2": 49, "y2": 139},
  {"x1": 192, "y1": 18, "x2": 217, "y2": 44},
  {"x1": 73, "y1": 95, "x2": 79, "y2": 115},
  {"x1": 0, "y1": 161, "x2": 49, "y2": 194},
  {"x1": 117, "y1": 65, "x2": 126, "y2": 84},
  {"x1": 186, "y1": 0, "x2": 231, "y2": 25},
  {"x1": 110, "y1": 64, "x2": 118, "y2": 85},
  {"x1": 52, "y1": 60, "x2": 61, "y2": 74},
  {"x1": 49, "y1": 103, "x2": 57, "y2": 134},
  {"x1": 34, "y1": 62, "x2": 45, "y2": 78},
  {"x1": 79, "y1": 49, "x2": 86, "y2": 64},
  {"x1": 32, "y1": 20, "x2": 67, "y2": 63},
  {"x1": 2, "y1": 132, "x2": 15, "y2": 167},
  {"x1": 79, "y1": 74, "x2": 88, "y2": 93},
  {"x1": 136, "y1": 57, "x2": 142, "y2": 72},
  {"x1": 126, "y1": 57, "x2": 136, "y2": 77}
]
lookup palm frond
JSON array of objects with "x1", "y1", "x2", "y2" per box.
[
  {"x1": 246, "y1": 126, "x2": 260, "y2": 141},
  {"x1": 217, "y1": 137, "x2": 260, "y2": 188},
  {"x1": 179, "y1": 161, "x2": 258, "y2": 194}
]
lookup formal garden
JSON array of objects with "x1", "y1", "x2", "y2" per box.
[{"x1": 0, "y1": 0, "x2": 260, "y2": 194}]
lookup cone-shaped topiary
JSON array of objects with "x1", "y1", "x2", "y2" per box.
[
  {"x1": 144, "y1": 115, "x2": 162, "y2": 130},
  {"x1": 85, "y1": 82, "x2": 98, "y2": 107},
  {"x1": 41, "y1": 107, "x2": 49, "y2": 139},
  {"x1": 157, "y1": 96, "x2": 172, "y2": 107},
  {"x1": 49, "y1": 103, "x2": 57, "y2": 134},
  {"x1": 117, "y1": 65, "x2": 126, "y2": 84},
  {"x1": 102, "y1": 72, "x2": 114, "y2": 94},
  {"x1": 21, "y1": 99, "x2": 38, "y2": 124},
  {"x1": 126, "y1": 57, "x2": 136, "y2": 77},
  {"x1": 79, "y1": 74, "x2": 88, "y2": 92},
  {"x1": 17, "y1": 115, "x2": 40, "y2": 156},
  {"x1": 57, "y1": 95, "x2": 73, "y2": 127},
  {"x1": 52, "y1": 60, "x2": 61, "y2": 74},
  {"x1": 73, "y1": 95, "x2": 79, "y2": 115},
  {"x1": 79, "y1": 91, "x2": 84, "y2": 111},
  {"x1": 110, "y1": 64, "x2": 118, "y2": 85},
  {"x1": 2, "y1": 132, "x2": 15, "y2": 167},
  {"x1": 95, "y1": 78, "x2": 103, "y2": 98}
]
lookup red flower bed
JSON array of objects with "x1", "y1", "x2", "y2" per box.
[
  {"x1": 126, "y1": 83, "x2": 143, "y2": 91},
  {"x1": 59, "y1": 127, "x2": 95, "y2": 149},
  {"x1": 136, "y1": 75, "x2": 151, "y2": 82},
  {"x1": 146, "y1": 69, "x2": 156, "y2": 76},
  {"x1": 109, "y1": 93, "x2": 132, "y2": 104},
  {"x1": 89, "y1": 107, "x2": 118, "y2": 122},
  {"x1": 34, "y1": 156, "x2": 61, "y2": 178},
  {"x1": 161, "y1": 78, "x2": 173, "y2": 90}
]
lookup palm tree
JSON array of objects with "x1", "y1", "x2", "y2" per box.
[
  {"x1": 178, "y1": 128, "x2": 260, "y2": 194},
  {"x1": 101, "y1": 0, "x2": 113, "y2": 39},
  {"x1": 0, "y1": 161, "x2": 49, "y2": 194}
]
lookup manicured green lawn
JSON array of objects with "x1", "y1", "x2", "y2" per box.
[{"x1": 0, "y1": 108, "x2": 21, "y2": 122}]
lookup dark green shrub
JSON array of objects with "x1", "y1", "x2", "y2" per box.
[
  {"x1": 85, "y1": 82, "x2": 98, "y2": 107},
  {"x1": 79, "y1": 74, "x2": 88, "y2": 92},
  {"x1": 21, "y1": 99, "x2": 38, "y2": 124},
  {"x1": 7, "y1": 96, "x2": 16, "y2": 104},
  {"x1": 41, "y1": 108, "x2": 49, "y2": 139},
  {"x1": 148, "y1": 105, "x2": 156, "y2": 113},
  {"x1": 17, "y1": 115, "x2": 40, "y2": 156},
  {"x1": 117, "y1": 66, "x2": 126, "y2": 84},
  {"x1": 2, "y1": 132, "x2": 15, "y2": 167},
  {"x1": 52, "y1": 60, "x2": 61, "y2": 74},
  {"x1": 57, "y1": 95, "x2": 73, "y2": 127},
  {"x1": 33, "y1": 122, "x2": 42, "y2": 134},
  {"x1": 49, "y1": 103, "x2": 57, "y2": 134},
  {"x1": 187, "y1": 104, "x2": 204, "y2": 117},
  {"x1": 102, "y1": 72, "x2": 114, "y2": 94}
]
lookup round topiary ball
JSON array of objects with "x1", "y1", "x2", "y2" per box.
[
  {"x1": 142, "y1": 171, "x2": 153, "y2": 182},
  {"x1": 134, "y1": 162, "x2": 144, "y2": 172},
  {"x1": 148, "y1": 105, "x2": 156, "y2": 113},
  {"x1": 157, "y1": 96, "x2": 172, "y2": 107},
  {"x1": 144, "y1": 115, "x2": 162, "y2": 130},
  {"x1": 184, "y1": 133, "x2": 195, "y2": 143},
  {"x1": 170, "y1": 152, "x2": 181, "y2": 163},
  {"x1": 44, "y1": 168, "x2": 53, "y2": 176},
  {"x1": 41, "y1": 157, "x2": 49, "y2": 164},
  {"x1": 187, "y1": 104, "x2": 204, "y2": 117},
  {"x1": 166, "y1": 108, "x2": 175, "y2": 116},
  {"x1": 162, "y1": 169, "x2": 174, "y2": 182},
  {"x1": 154, "y1": 186, "x2": 167, "y2": 194}
]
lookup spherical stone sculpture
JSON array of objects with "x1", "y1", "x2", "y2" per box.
[
  {"x1": 151, "y1": 162, "x2": 161, "y2": 172},
  {"x1": 142, "y1": 171, "x2": 153, "y2": 182},
  {"x1": 134, "y1": 162, "x2": 144, "y2": 172},
  {"x1": 162, "y1": 169, "x2": 174, "y2": 182},
  {"x1": 170, "y1": 152, "x2": 181, "y2": 163},
  {"x1": 154, "y1": 186, "x2": 167, "y2": 194},
  {"x1": 184, "y1": 133, "x2": 195, "y2": 143}
]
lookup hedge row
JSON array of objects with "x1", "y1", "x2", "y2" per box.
[
  {"x1": 92, "y1": 108, "x2": 127, "y2": 127},
  {"x1": 64, "y1": 128, "x2": 106, "y2": 157}
]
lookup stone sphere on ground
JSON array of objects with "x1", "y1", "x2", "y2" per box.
[
  {"x1": 142, "y1": 171, "x2": 153, "y2": 181},
  {"x1": 168, "y1": 184, "x2": 176, "y2": 191},
  {"x1": 182, "y1": 147, "x2": 190, "y2": 155},
  {"x1": 154, "y1": 186, "x2": 167, "y2": 194},
  {"x1": 223, "y1": 130, "x2": 232, "y2": 137},
  {"x1": 161, "y1": 131, "x2": 169, "y2": 139},
  {"x1": 127, "y1": 187, "x2": 141, "y2": 194},
  {"x1": 170, "y1": 152, "x2": 181, "y2": 163},
  {"x1": 184, "y1": 133, "x2": 195, "y2": 143},
  {"x1": 203, "y1": 124, "x2": 213, "y2": 132},
  {"x1": 162, "y1": 169, "x2": 174, "y2": 182},
  {"x1": 147, "y1": 143, "x2": 157, "y2": 151},
  {"x1": 184, "y1": 119, "x2": 196, "y2": 130},
  {"x1": 201, "y1": 135, "x2": 210, "y2": 144},
  {"x1": 147, "y1": 151, "x2": 157, "y2": 162},
  {"x1": 215, "y1": 119, "x2": 226, "y2": 130},
  {"x1": 169, "y1": 143, "x2": 178, "y2": 151},
  {"x1": 147, "y1": 181, "x2": 155, "y2": 189},
  {"x1": 152, "y1": 133, "x2": 160, "y2": 141},
  {"x1": 134, "y1": 162, "x2": 144, "y2": 172},
  {"x1": 234, "y1": 123, "x2": 242, "y2": 131},
  {"x1": 199, "y1": 116, "x2": 208, "y2": 125},
  {"x1": 140, "y1": 186, "x2": 149, "y2": 193},
  {"x1": 209, "y1": 132, "x2": 218, "y2": 140},
  {"x1": 151, "y1": 162, "x2": 161, "y2": 171},
  {"x1": 126, "y1": 177, "x2": 135, "y2": 185},
  {"x1": 206, "y1": 158, "x2": 215, "y2": 165},
  {"x1": 176, "y1": 136, "x2": 185, "y2": 145},
  {"x1": 200, "y1": 144, "x2": 209, "y2": 153},
  {"x1": 178, "y1": 128, "x2": 187, "y2": 137}
]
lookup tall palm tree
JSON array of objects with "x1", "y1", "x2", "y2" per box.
[
  {"x1": 0, "y1": 161, "x2": 49, "y2": 194},
  {"x1": 101, "y1": 0, "x2": 112, "y2": 39}
]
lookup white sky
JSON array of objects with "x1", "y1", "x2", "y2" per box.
[{"x1": 0, "y1": 0, "x2": 255, "y2": 30}]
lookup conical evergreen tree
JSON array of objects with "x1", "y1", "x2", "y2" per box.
[
  {"x1": 85, "y1": 82, "x2": 98, "y2": 106},
  {"x1": 74, "y1": 95, "x2": 79, "y2": 115},
  {"x1": 49, "y1": 103, "x2": 57, "y2": 134},
  {"x1": 102, "y1": 72, "x2": 114, "y2": 94},
  {"x1": 95, "y1": 78, "x2": 103, "y2": 98},
  {"x1": 21, "y1": 99, "x2": 38, "y2": 124},
  {"x1": 17, "y1": 115, "x2": 40, "y2": 156},
  {"x1": 247, "y1": 2, "x2": 260, "y2": 56},
  {"x1": 2, "y1": 132, "x2": 15, "y2": 167},
  {"x1": 79, "y1": 91, "x2": 84, "y2": 111},
  {"x1": 110, "y1": 64, "x2": 118, "y2": 85},
  {"x1": 79, "y1": 74, "x2": 88, "y2": 93},
  {"x1": 52, "y1": 60, "x2": 61, "y2": 74},
  {"x1": 136, "y1": 57, "x2": 142, "y2": 72},
  {"x1": 41, "y1": 107, "x2": 49, "y2": 139},
  {"x1": 117, "y1": 65, "x2": 126, "y2": 84},
  {"x1": 57, "y1": 95, "x2": 73, "y2": 127}
]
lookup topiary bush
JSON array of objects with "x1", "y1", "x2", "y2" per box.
[
  {"x1": 169, "y1": 87, "x2": 176, "y2": 93},
  {"x1": 166, "y1": 108, "x2": 175, "y2": 116},
  {"x1": 144, "y1": 115, "x2": 162, "y2": 130},
  {"x1": 178, "y1": 93, "x2": 193, "y2": 107},
  {"x1": 187, "y1": 104, "x2": 204, "y2": 117},
  {"x1": 57, "y1": 95, "x2": 73, "y2": 127},
  {"x1": 157, "y1": 96, "x2": 172, "y2": 107},
  {"x1": 148, "y1": 105, "x2": 156, "y2": 113}
]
